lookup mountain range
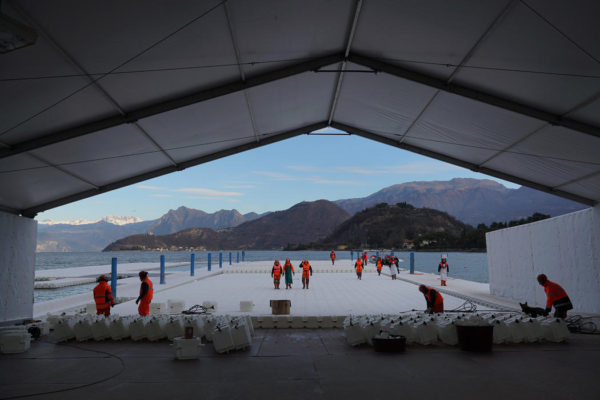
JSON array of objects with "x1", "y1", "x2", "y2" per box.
[
  {"x1": 103, "y1": 200, "x2": 350, "y2": 251},
  {"x1": 36, "y1": 208, "x2": 265, "y2": 252},
  {"x1": 37, "y1": 178, "x2": 588, "y2": 251},
  {"x1": 335, "y1": 178, "x2": 586, "y2": 225}
]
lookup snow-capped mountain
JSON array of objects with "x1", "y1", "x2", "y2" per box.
[{"x1": 39, "y1": 215, "x2": 144, "y2": 226}]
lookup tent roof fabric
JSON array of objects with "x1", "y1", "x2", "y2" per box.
[{"x1": 1, "y1": 0, "x2": 599, "y2": 217}]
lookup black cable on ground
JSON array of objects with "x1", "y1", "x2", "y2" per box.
[{"x1": 0, "y1": 341, "x2": 125, "y2": 400}]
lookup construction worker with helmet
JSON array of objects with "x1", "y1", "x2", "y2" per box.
[
  {"x1": 135, "y1": 270, "x2": 153, "y2": 316},
  {"x1": 301, "y1": 259, "x2": 313, "y2": 289},
  {"x1": 271, "y1": 260, "x2": 283, "y2": 289},
  {"x1": 93, "y1": 275, "x2": 115, "y2": 316},
  {"x1": 537, "y1": 274, "x2": 573, "y2": 319},
  {"x1": 419, "y1": 284, "x2": 444, "y2": 313},
  {"x1": 330, "y1": 250, "x2": 336, "y2": 265},
  {"x1": 438, "y1": 255, "x2": 449, "y2": 286},
  {"x1": 283, "y1": 258, "x2": 295, "y2": 289},
  {"x1": 354, "y1": 258, "x2": 363, "y2": 280}
]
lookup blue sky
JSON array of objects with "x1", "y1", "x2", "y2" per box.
[{"x1": 36, "y1": 129, "x2": 519, "y2": 222}]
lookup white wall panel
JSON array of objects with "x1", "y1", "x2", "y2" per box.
[
  {"x1": 487, "y1": 205, "x2": 600, "y2": 313},
  {"x1": 0, "y1": 212, "x2": 36, "y2": 322}
]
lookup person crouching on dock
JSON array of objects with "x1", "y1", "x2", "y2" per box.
[{"x1": 419, "y1": 284, "x2": 444, "y2": 313}]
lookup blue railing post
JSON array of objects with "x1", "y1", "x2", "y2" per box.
[
  {"x1": 190, "y1": 253, "x2": 195, "y2": 276},
  {"x1": 351, "y1": 250, "x2": 354, "y2": 261},
  {"x1": 208, "y1": 253, "x2": 212, "y2": 271},
  {"x1": 391, "y1": 251, "x2": 394, "y2": 257},
  {"x1": 160, "y1": 254, "x2": 165, "y2": 284},
  {"x1": 242, "y1": 251, "x2": 245, "y2": 261},
  {"x1": 237, "y1": 252, "x2": 240, "y2": 263},
  {"x1": 229, "y1": 252, "x2": 232, "y2": 265},
  {"x1": 111, "y1": 257, "x2": 117, "y2": 299},
  {"x1": 219, "y1": 252, "x2": 223, "y2": 268},
  {"x1": 376, "y1": 251, "x2": 379, "y2": 258},
  {"x1": 410, "y1": 252, "x2": 415, "y2": 274}
]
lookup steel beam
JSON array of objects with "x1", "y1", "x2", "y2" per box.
[
  {"x1": 331, "y1": 122, "x2": 597, "y2": 206},
  {"x1": 0, "y1": 54, "x2": 344, "y2": 160},
  {"x1": 348, "y1": 53, "x2": 600, "y2": 139},
  {"x1": 20, "y1": 121, "x2": 328, "y2": 217}
]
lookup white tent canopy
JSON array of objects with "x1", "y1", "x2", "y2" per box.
[{"x1": 1, "y1": 0, "x2": 599, "y2": 218}]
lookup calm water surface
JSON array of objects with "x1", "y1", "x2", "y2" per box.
[{"x1": 34, "y1": 250, "x2": 488, "y2": 303}]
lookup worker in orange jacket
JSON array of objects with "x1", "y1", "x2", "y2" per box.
[
  {"x1": 300, "y1": 259, "x2": 313, "y2": 289},
  {"x1": 419, "y1": 285, "x2": 444, "y2": 313},
  {"x1": 135, "y1": 270, "x2": 153, "y2": 316},
  {"x1": 330, "y1": 250, "x2": 336, "y2": 265},
  {"x1": 271, "y1": 260, "x2": 283, "y2": 289},
  {"x1": 537, "y1": 274, "x2": 573, "y2": 318},
  {"x1": 93, "y1": 275, "x2": 115, "y2": 316},
  {"x1": 376, "y1": 257, "x2": 382, "y2": 276},
  {"x1": 362, "y1": 251, "x2": 368, "y2": 266},
  {"x1": 355, "y1": 258, "x2": 363, "y2": 280}
]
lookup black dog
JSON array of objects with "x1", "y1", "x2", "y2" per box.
[{"x1": 519, "y1": 302, "x2": 549, "y2": 317}]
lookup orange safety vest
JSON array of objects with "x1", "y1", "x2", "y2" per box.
[
  {"x1": 543, "y1": 280, "x2": 568, "y2": 308},
  {"x1": 272, "y1": 263, "x2": 282, "y2": 278},
  {"x1": 93, "y1": 281, "x2": 114, "y2": 310},
  {"x1": 302, "y1": 262, "x2": 311, "y2": 278},
  {"x1": 376, "y1": 259, "x2": 382, "y2": 270},
  {"x1": 140, "y1": 277, "x2": 153, "y2": 302},
  {"x1": 355, "y1": 259, "x2": 363, "y2": 273},
  {"x1": 330, "y1": 251, "x2": 335, "y2": 260},
  {"x1": 424, "y1": 286, "x2": 444, "y2": 312}
]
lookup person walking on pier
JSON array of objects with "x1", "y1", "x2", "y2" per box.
[
  {"x1": 93, "y1": 275, "x2": 115, "y2": 316},
  {"x1": 271, "y1": 260, "x2": 283, "y2": 289},
  {"x1": 438, "y1": 255, "x2": 449, "y2": 286},
  {"x1": 330, "y1": 250, "x2": 336, "y2": 265},
  {"x1": 376, "y1": 257, "x2": 382, "y2": 276},
  {"x1": 355, "y1": 258, "x2": 363, "y2": 280},
  {"x1": 389, "y1": 259, "x2": 398, "y2": 280},
  {"x1": 283, "y1": 258, "x2": 295, "y2": 289},
  {"x1": 419, "y1": 285, "x2": 444, "y2": 313},
  {"x1": 301, "y1": 259, "x2": 313, "y2": 289},
  {"x1": 537, "y1": 274, "x2": 573, "y2": 319},
  {"x1": 135, "y1": 270, "x2": 153, "y2": 316}
]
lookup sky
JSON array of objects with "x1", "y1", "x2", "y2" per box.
[{"x1": 36, "y1": 128, "x2": 519, "y2": 222}]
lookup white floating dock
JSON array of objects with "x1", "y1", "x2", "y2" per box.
[{"x1": 35, "y1": 260, "x2": 520, "y2": 319}]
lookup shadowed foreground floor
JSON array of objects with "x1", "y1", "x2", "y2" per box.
[{"x1": 1, "y1": 329, "x2": 599, "y2": 400}]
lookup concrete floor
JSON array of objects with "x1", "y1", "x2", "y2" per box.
[{"x1": 1, "y1": 329, "x2": 599, "y2": 400}]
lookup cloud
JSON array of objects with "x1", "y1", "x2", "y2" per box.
[
  {"x1": 285, "y1": 165, "x2": 321, "y2": 172},
  {"x1": 151, "y1": 194, "x2": 172, "y2": 198},
  {"x1": 336, "y1": 162, "x2": 462, "y2": 175},
  {"x1": 176, "y1": 188, "x2": 242, "y2": 196},
  {"x1": 252, "y1": 171, "x2": 296, "y2": 180},
  {"x1": 308, "y1": 177, "x2": 363, "y2": 185},
  {"x1": 137, "y1": 185, "x2": 165, "y2": 190},
  {"x1": 223, "y1": 184, "x2": 256, "y2": 189}
]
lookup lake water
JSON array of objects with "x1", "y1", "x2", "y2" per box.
[{"x1": 34, "y1": 250, "x2": 488, "y2": 303}]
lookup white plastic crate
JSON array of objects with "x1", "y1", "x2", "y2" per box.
[
  {"x1": 150, "y1": 302, "x2": 166, "y2": 315},
  {"x1": 212, "y1": 325, "x2": 234, "y2": 354},
  {"x1": 172, "y1": 337, "x2": 203, "y2": 360}
]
